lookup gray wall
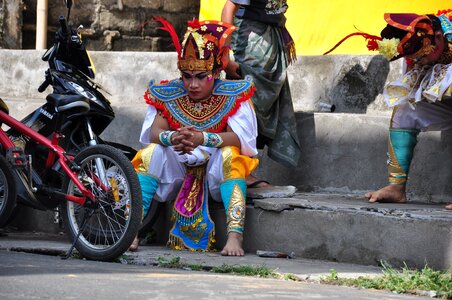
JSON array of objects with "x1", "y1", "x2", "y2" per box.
[{"x1": 1, "y1": 49, "x2": 452, "y2": 204}]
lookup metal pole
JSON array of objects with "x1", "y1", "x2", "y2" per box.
[{"x1": 35, "y1": 0, "x2": 48, "y2": 49}]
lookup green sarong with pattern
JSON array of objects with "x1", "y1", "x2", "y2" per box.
[{"x1": 231, "y1": 17, "x2": 301, "y2": 168}]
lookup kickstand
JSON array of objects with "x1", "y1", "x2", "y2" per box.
[{"x1": 62, "y1": 209, "x2": 94, "y2": 260}]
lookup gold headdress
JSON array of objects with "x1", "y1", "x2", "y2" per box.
[{"x1": 154, "y1": 18, "x2": 236, "y2": 72}]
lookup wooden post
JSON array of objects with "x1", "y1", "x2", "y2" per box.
[{"x1": 35, "y1": 0, "x2": 48, "y2": 49}]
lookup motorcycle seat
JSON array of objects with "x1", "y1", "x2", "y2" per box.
[{"x1": 46, "y1": 93, "x2": 90, "y2": 115}]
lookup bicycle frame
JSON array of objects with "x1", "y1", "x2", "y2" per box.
[{"x1": 0, "y1": 109, "x2": 95, "y2": 206}]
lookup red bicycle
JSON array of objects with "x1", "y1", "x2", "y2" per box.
[{"x1": 0, "y1": 95, "x2": 142, "y2": 261}]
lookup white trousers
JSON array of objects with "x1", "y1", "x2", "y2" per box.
[
  {"x1": 145, "y1": 145, "x2": 226, "y2": 203},
  {"x1": 391, "y1": 98, "x2": 452, "y2": 131}
]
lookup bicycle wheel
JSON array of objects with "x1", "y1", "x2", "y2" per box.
[
  {"x1": 60, "y1": 144, "x2": 142, "y2": 261},
  {"x1": 0, "y1": 155, "x2": 17, "y2": 228}
]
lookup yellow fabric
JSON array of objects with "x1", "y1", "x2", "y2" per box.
[
  {"x1": 131, "y1": 144, "x2": 157, "y2": 173},
  {"x1": 200, "y1": 0, "x2": 445, "y2": 55},
  {"x1": 221, "y1": 146, "x2": 259, "y2": 180},
  {"x1": 131, "y1": 149, "x2": 143, "y2": 170}
]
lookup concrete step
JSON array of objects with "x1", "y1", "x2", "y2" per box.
[
  {"x1": 147, "y1": 192, "x2": 452, "y2": 270},
  {"x1": 7, "y1": 192, "x2": 452, "y2": 270},
  {"x1": 2, "y1": 49, "x2": 451, "y2": 200},
  {"x1": 0, "y1": 231, "x2": 385, "y2": 282},
  {"x1": 2, "y1": 50, "x2": 451, "y2": 270},
  {"x1": 218, "y1": 193, "x2": 452, "y2": 270},
  {"x1": 254, "y1": 112, "x2": 452, "y2": 202}
]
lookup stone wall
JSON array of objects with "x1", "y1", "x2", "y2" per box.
[
  {"x1": 0, "y1": 1, "x2": 2, "y2": 47},
  {"x1": 3, "y1": 0, "x2": 200, "y2": 51},
  {"x1": 0, "y1": 0, "x2": 23, "y2": 49}
]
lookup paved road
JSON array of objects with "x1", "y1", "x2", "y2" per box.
[{"x1": 0, "y1": 250, "x2": 427, "y2": 300}]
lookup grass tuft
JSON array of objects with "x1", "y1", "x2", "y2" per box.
[
  {"x1": 156, "y1": 256, "x2": 203, "y2": 271},
  {"x1": 211, "y1": 264, "x2": 278, "y2": 278},
  {"x1": 155, "y1": 257, "x2": 301, "y2": 281},
  {"x1": 321, "y1": 262, "x2": 452, "y2": 299}
]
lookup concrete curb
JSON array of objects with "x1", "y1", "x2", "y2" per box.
[
  {"x1": 3, "y1": 193, "x2": 451, "y2": 270},
  {"x1": 0, "y1": 231, "x2": 384, "y2": 281},
  {"x1": 210, "y1": 193, "x2": 452, "y2": 270}
]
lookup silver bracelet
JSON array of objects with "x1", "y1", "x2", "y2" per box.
[
  {"x1": 201, "y1": 131, "x2": 223, "y2": 147},
  {"x1": 159, "y1": 130, "x2": 175, "y2": 146}
]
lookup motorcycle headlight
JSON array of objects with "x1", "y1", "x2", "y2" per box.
[{"x1": 67, "y1": 81, "x2": 97, "y2": 101}]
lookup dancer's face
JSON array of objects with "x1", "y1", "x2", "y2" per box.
[
  {"x1": 181, "y1": 71, "x2": 216, "y2": 102},
  {"x1": 419, "y1": 30, "x2": 447, "y2": 66}
]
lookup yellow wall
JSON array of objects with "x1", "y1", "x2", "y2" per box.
[{"x1": 200, "y1": 0, "x2": 447, "y2": 55}]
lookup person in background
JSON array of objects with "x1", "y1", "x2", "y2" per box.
[
  {"x1": 350, "y1": 11, "x2": 452, "y2": 210},
  {"x1": 221, "y1": 0, "x2": 301, "y2": 188},
  {"x1": 324, "y1": 10, "x2": 452, "y2": 209},
  {"x1": 129, "y1": 18, "x2": 259, "y2": 255}
]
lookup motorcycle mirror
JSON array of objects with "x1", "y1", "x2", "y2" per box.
[
  {"x1": 63, "y1": 0, "x2": 72, "y2": 24},
  {"x1": 64, "y1": 0, "x2": 72, "y2": 9}
]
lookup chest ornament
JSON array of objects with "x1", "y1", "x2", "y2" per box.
[{"x1": 144, "y1": 78, "x2": 255, "y2": 132}]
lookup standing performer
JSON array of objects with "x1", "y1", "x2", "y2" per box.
[{"x1": 221, "y1": 0, "x2": 301, "y2": 188}]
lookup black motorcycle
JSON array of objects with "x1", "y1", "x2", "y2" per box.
[
  {"x1": 0, "y1": 0, "x2": 146, "y2": 260},
  {"x1": 8, "y1": 0, "x2": 137, "y2": 180},
  {"x1": 6, "y1": 0, "x2": 159, "y2": 239},
  {"x1": 5, "y1": 0, "x2": 136, "y2": 212}
]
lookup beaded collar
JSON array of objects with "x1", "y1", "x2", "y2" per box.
[{"x1": 144, "y1": 78, "x2": 255, "y2": 133}]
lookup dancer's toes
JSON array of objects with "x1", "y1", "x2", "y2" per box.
[
  {"x1": 364, "y1": 185, "x2": 407, "y2": 204},
  {"x1": 221, "y1": 232, "x2": 244, "y2": 256}
]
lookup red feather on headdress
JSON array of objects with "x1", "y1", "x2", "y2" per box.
[
  {"x1": 152, "y1": 17, "x2": 182, "y2": 56},
  {"x1": 436, "y1": 9, "x2": 452, "y2": 20},
  {"x1": 323, "y1": 32, "x2": 382, "y2": 55},
  {"x1": 187, "y1": 19, "x2": 201, "y2": 29}
]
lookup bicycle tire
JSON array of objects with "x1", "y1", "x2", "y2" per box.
[
  {"x1": 0, "y1": 155, "x2": 17, "y2": 228},
  {"x1": 60, "y1": 144, "x2": 142, "y2": 261}
]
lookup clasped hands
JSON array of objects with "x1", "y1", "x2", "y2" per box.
[{"x1": 171, "y1": 126, "x2": 203, "y2": 154}]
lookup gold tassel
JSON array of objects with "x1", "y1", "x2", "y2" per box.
[
  {"x1": 171, "y1": 205, "x2": 204, "y2": 227},
  {"x1": 167, "y1": 234, "x2": 186, "y2": 250},
  {"x1": 167, "y1": 231, "x2": 217, "y2": 252},
  {"x1": 286, "y1": 41, "x2": 297, "y2": 65},
  {"x1": 207, "y1": 230, "x2": 216, "y2": 251}
]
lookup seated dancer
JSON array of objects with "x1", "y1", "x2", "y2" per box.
[
  {"x1": 129, "y1": 18, "x2": 259, "y2": 254},
  {"x1": 326, "y1": 10, "x2": 452, "y2": 210}
]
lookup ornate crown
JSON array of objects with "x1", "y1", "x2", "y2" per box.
[{"x1": 153, "y1": 18, "x2": 236, "y2": 72}]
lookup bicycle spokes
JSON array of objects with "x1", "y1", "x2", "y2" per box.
[{"x1": 66, "y1": 153, "x2": 132, "y2": 250}]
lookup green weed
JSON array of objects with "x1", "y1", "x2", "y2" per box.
[
  {"x1": 211, "y1": 264, "x2": 278, "y2": 278},
  {"x1": 321, "y1": 262, "x2": 452, "y2": 299},
  {"x1": 282, "y1": 273, "x2": 302, "y2": 281},
  {"x1": 156, "y1": 255, "x2": 203, "y2": 271},
  {"x1": 155, "y1": 257, "x2": 301, "y2": 281}
]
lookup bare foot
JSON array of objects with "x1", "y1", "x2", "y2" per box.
[
  {"x1": 128, "y1": 236, "x2": 140, "y2": 252},
  {"x1": 445, "y1": 204, "x2": 452, "y2": 210},
  {"x1": 220, "y1": 232, "x2": 244, "y2": 256},
  {"x1": 364, "y1": 184, "x2": 407, "y2": 203}
]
